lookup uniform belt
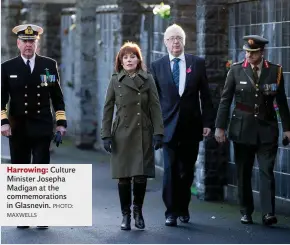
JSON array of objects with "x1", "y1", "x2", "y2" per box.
[{"x1": 235, "y1": 102, "x2": 259, "y2": 114}]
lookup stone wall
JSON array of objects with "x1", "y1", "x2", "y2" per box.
[
  {"x1": 168, "y1": 0, "x2": 197, "y2": 54},
  {"x1": 194, "y1": 0, "x2": 230, "y2": 200}
]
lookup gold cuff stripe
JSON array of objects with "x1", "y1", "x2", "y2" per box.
[
  {"x1": 1, "y1": 110, "x2": 8, "y2": 120},
  {"x1": 277, "y1": 66, "x2": 282, "y2": 86},
  {"x1": 56, "y1": 115, "x2": 66, "y2": 120},
  {"x1": 56, "y1": 111, "x2": 65, "y2": 115},
  {"x1": 55, "y1": 110, "x2": 66, "y2": 121}
]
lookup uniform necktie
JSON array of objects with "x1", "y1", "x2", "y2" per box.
[
  {"x1": 253, "y1": 66, "x2": 259, "y2": 83},
  {"x1": 26, "y1": 60, "x2": 31, "y2": 73},
  {"x1": 172, "y1": 58, "x2": 180, "y2": 88}
]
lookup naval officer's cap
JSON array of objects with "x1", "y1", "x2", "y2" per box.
[
  {"x1": 242, "y1": 35, "x2": 269, "y2": 52},
  {"x1": 12, "y1": 24, "x2": 43, "y2": 40}
]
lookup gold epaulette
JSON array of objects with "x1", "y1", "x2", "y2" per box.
[{"x1": 55, "y1": 110, "x2": 66, "y2": 121}]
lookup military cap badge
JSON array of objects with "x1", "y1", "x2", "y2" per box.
[
  {"x1": 24, "y1": 26, "x2": 34, "y2": 35},
  {"x1": 242, "y1": 35, "x2": 269, "y2": 52},
  {"x1": 248, "y1": 39, "x2": 254, "y2": 45}
]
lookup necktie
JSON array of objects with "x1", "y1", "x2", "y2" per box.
[
  {"x1": 253, "y1": 66, "x2": 259, "y2": 83},
  {"x1": 172, "y1": 58, "x2": 180, "y2": 88},
  {"x1": 26, "y1": 60, "x2": 31, "y2": 73}
]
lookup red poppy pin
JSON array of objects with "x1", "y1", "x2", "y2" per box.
[{"x1": 186, "y1": 66, "x2": 192, "y2": 73}]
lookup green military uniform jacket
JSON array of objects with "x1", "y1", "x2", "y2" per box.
[
  {"x1": 1, "y1": 54, "x2": 67, "y2": 137},
  {"x1": 101, "y1": 69, "x2": 164, "y2": 179},
  {"x1": 215, "y1": 59, "x2": 290, "y2": 145}
]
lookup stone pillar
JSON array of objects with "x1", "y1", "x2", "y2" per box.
[
  {"x1": 1, "y1": 0, "x2": 22, "y2": 61},
  {"x1": 73, "y1": 0, "x2": 98, "y2": 148},
  {"x1": 117, "y1": 0, "x2": 143, "y2": 44},
  {"x1": 196, "y1": 0, "x2": 229, "y2": 102},
  {"x1": 24, "y1": 2, "x2": 48, "y2": 56},
  {"x1": 45, "y1": 3, "x2": 75, "y2": 64},
  {"x1": 168, "y1": 0, "x2": 197, "y2": 54},
  {"x1": 21, "y1": 1, "x2": 75, "y2": 60},
  {"x1": 195, "y1": 0, "x2": 229, "y2": 201}
]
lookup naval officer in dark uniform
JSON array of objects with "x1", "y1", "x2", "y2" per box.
[
  {"x1": 1, "y1": 24, "x2": 67, "y2": 229},
  {"x1": 215, "y1": 35, "x2": 290, "y2": 226}
]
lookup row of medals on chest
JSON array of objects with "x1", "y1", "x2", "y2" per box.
[{"x1": 40, "y1": 74, "x2": 56, "y2": 87}]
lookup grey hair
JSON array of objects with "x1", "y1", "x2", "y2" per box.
[{"x1": 164, "y1": 24, "x2": 186, "y2": 45}]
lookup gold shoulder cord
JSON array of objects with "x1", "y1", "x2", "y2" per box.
[
  {"x1": 274, "y1": 66, "x2": 282, "y2": 120},
  {"x1": 277, "y1": 66, "x2": 282, "y2": 86}
]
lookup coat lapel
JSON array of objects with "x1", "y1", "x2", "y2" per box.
[
  {"x1": 16, "y1": 56, "x2": 30, "y2": 85},
  {"x1": 16, "y1": 56, "x2": 28, "y2": 73},
  {"x1": 33, "y1": 54, "x2": 40, "y2": 74},
  {"x1": 259, "y1": 60, "x2": 270, "y2": 85},
  {"x1": 136, "y1": 69, "x2": 148, "y2": 88},
  {"x1": 242, "y1": 59, "x2": 270, "y2": 88},
  {"x1": 164, "y1": 55, "x2": 174, "y2": 84},
  {"x1": 117, "y1": 69, "x2": 139, "y2": 91},
  {"x1": 184, "y1": 54, "x2": 194, "y2": 91},
  {"x1": 242, "y1": 59, "x2": 256, "y2": 89},
  {"x1": 163, "y1": 55, "x2": 179, "y2": 93},
  {"x1": 245, "y1": 60, "x2": 255, "y2": 81}
]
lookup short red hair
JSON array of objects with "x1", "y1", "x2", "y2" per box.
[{"x1": 114, "y1": 41, "x2": 146, "y2": 72}]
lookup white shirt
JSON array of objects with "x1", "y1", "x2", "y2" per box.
[
  {"x1": 169, "y1": 52, "x2": 186, "y2": 96},
  {"x1": 21, "y1": 54, "x2": 36, "y2": 73},
  {"x1": 250, "y1": 59, "x2": 263, "y2": 78}
]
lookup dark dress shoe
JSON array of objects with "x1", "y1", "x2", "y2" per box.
[
  {"x1": 179, "y1": 215, "x2": 190, "y2": 223},
  {"x1": 240, "y1": 214, "x2": 253, "y2": 224},
  {"x1": 262, "y1": 213, "x2": 277, "y2": 226},
  {"x1": 37, "y1": 226, "x2": 48, "y2": 229},
  {"x1": 165, "y1": 216, "x2": 177, "y2": 226},
  {"x1": 17, "y1": 226, "x2": 29, "y2": 229}
]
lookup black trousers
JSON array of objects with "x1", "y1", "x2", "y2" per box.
[
  {"x1": 162, "y1": 137, "x2": 199, "y2": 218},
  {"x1": 9, "y1": 134, "x2": 52, "y2": 164},
  {"x1": 234, "y1": 141, "x2": 277, "y2": 216}
]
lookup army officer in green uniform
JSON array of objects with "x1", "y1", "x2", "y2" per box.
[{"x1": 215, "y1": 35, "x2": 290, "y2": 226}]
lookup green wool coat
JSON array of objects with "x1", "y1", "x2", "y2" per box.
[{"x1": 101, "y1": 69, "x2": 164, "y2": 179}]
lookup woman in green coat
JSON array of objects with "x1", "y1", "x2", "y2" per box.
[{"x1": 101, "y1": 42, "x2": 164, "y2": 230}]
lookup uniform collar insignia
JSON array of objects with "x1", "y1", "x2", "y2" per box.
[
  {"x1": 264, "y1": 60, "x2": 269, "y2": 68},
  {"x1": 242, "y1": 59, "x2": 249, "y2": 68},
  {"x1": 24, "y1": 26, "x2": 34, "y2": 35}
]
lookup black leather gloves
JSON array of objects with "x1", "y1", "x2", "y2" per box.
[
  {"x1": 103, "y1": 137, "x2": 113, "y2": 153},
  {"x1": 282, "y1": 136, "x2": 289, "y2": 146},
  {"x1": 153, "y1": 135, "x2": 163, "y2": 150},
  {"x1": 53, "y1": 131, "x2": 62, "y2": 147}
]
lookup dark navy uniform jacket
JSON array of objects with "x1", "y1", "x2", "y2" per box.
[{"x1": 1, "y1": 54, "x2": 67, "y2": 137}]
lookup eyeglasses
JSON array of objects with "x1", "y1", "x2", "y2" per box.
[{"x1": 166, "y1": 36, "x2": 183, "y2": 42}]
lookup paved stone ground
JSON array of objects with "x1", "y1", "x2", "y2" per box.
[{"x1": 1, "y1": 137, "x2": 290, "y2": 243}]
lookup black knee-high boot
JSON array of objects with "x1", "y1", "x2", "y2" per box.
[
  {"x1": 118, "y1": 182, "x2": 131, "y2": 230},
  {"x1": 133, "y1": 181, "x2": 147, "y2": 229}
]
